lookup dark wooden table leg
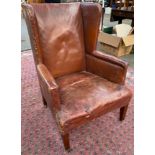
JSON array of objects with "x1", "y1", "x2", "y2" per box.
[
  {"x1": 61, "y1": 133, "x2": 70, "y2": 151},
  {"x1": 120, "y1": 105, "x2": 128, "y2": 121}
]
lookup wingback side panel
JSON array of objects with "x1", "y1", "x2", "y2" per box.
[
  {"x1": 22, "y1": 4, "x2": 43, "y2": 65},
  {"x1": 31, "y1": 3, "x2": 86, "y2": 78},
  {"x1": 81, "y1": 3, "x2": 102, "y2": 54}
]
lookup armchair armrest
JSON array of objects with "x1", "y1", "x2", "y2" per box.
[
  {"x1": 86, "y1": 50, "x2": 128, "y2": 84},
  {"x1": 37, "y1": 64, "x2": 57, "y2": 90},
  {"x1": 37, "y1": 64, "x2": 61, "y2": 111}
]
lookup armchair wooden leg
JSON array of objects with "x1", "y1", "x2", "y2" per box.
[
  {"x1": 61, "y1": 133, "x2": 70, "y2": 151},
  {"x1": 42, "y1": 96, "x2": 47, "y2": 108},
  {"x1": 120, "y1": 105, "x2": 128, "y2": 121}
]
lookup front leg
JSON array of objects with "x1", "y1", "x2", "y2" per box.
[{"x1": 61, "y1": 133, "x2": 70, "y2": 151}]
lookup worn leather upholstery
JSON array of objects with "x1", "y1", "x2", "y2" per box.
[
  {"x1": 81, "y1": 3, "x2": 101, "y2": 54},
  {"x1": 86, "y1": 51, "x2": 128, "y2": 84},
  {"x1": 23, "y1": 3, "x2": 86, "y2": 78},
  {"x1": 22, "y1": 2, "x2": 132, "y2": 150},
  {"x1": 37, "y1": 64, "x2": 61, "y2": 111},
  {"x1": 56, "y1": 71, "x2": 132, "y2": 132}
]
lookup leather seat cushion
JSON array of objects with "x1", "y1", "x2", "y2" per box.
[{"x1": 56, "y1": 71, "x2": 132, "y2": 127}]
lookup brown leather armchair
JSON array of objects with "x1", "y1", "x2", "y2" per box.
[{"x1": 22, "y1": 3, "x2": 132, "y2": 150}]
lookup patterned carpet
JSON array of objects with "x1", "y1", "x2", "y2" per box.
[{"x1": 21, "y1": 51, "x2": 134, "y2": 155}]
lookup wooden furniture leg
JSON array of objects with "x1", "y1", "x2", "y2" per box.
[
  {"x1": 120, "y1": 105, "x2": 128, "y2": 121},
  {"x1": 61, "y1": 133, "x2": 70, "y2": 151},
  {"x1": 42, "y1": 96, "x2": 47, "y2": 108}
]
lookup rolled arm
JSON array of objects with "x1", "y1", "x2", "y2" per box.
[
  {"x1": 37, "y1": 64, "x2": 61, "y2": 111},
  {"x1": 86, "y1": 51, "x2": 128, "y2": 84}
]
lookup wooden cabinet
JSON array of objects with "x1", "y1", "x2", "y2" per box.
[
  {"x1": 110, "y1": 0, "x2": 134, "y2": 9},
  {"x1": 109, "y1": 0, "x2": 134, "y2": 26},
  {"x1": 27, "y1": 0, "x2": 44, "y2": 3}
]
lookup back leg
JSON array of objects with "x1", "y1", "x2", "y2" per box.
[
  {"x1": 120, "y1": 105, "x2": 128, "y2": 121},
  {"x1": 42, "y1": 96, "x2": 47, "y2": 108}
]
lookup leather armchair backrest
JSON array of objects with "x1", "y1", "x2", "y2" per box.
[
  {"x1": 22, "y1": 3, "x2": 102, "y2": 78},
  {"x1": 23, "y1": 3, "x2": 86, "y2": 78}
]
